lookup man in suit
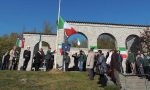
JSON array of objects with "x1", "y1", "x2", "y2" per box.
[
  {"x1": 34, "y1": 48, "x2": 44, "y2": 71},
  {"x1": 23, "y1": 46, "x2": 31, "y2": 71}
]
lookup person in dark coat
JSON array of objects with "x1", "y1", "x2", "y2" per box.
[
  {"x1": 97, "y1": 50, "x2": 108, "y2": 87},
  {"x1": 127, "y1": 50, "x2": 136, "y2": 74},
  {"x1": 1, "y1": 51, "x2": 10, "y2": 70},
  {"x1": 45, "y1": 48, "x2": 55, "y2": 71},
  {"x1": 23, "y1": 46, "x2": 31, "y2": 71},
  {"x1": 110, "y1": 49, "x2": 122, "y2": 89},
  {"x1": 143, "y1": 53, "x2": 150, "y2": 76},
  {"x1": 72, "y1": 53, "x2": 79, "y2": 71},
  {"x1": 78, "y1": 50, "x2": 87, "y2": 71},
  {"x1": 136, "y1": 52, "x2": 144, "y2": 75},
  {"x1": 34, "y1": 48, "x2": 44, "y2": 71}
]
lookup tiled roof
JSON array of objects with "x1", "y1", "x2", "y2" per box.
[{"x1": 67, "y1": 21, "x2": 150, "y2": 27}]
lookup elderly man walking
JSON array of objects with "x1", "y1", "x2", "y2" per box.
[{"x1": 86, "y1": 48, "x2": 95, "y2": 80}]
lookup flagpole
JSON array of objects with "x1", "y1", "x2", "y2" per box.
[{"x1": 55, "y1": 0, "x2": 62, "y2": 69}]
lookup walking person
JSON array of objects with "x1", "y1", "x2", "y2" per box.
[
  {"x1": 9, "y1": 46, "x2": 17, "y2": 70},
  {"x1": 86, "y1": 48, "x2": 95, "y2": 80},
  {"x1": 22, "y1": 46, "x2": 31, "y2": 71},
  {"x1": 63, "y1": 52, "x2": 70, "y2": 71},
  {"x1": 110, "y1": 49, "x2": 122, "y2": 89},
  {"x1": 97, "y1": 50, "x2": 108, "y2": 87}
]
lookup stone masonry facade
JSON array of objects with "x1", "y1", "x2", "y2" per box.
[{"x1": 18, "y1": 21, "x2": 147, "y2": 71}]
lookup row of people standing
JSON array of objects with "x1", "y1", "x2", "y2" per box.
[
  {"x1": 127, "y1": 50, "x2": 150, "y2": 76},
  {"x1": 63, "y1": 50, "x2": 87, "y2": 71},
  {"x1": 86, "y1": 48, "x2": 122, "y2": 88},
  {"x1": 33, "y1": 48, "x2": 55, "y2": 71},
  {"x1": 1, "y1": 46, "x2": 20, "y2": 70}
]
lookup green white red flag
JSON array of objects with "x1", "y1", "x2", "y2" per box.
[
  {"x1": 119, "y1": 47, "x2": 127, "y2": 58},
  {"x1": 58, "y1": 16, "x2": 77, "y2": 37},
  {"x1": 77, "y1": 38, "x2": 80, "y2": 46},
  {"x1": 16, "y1": 38, "x2": 25, "y2": 48}
]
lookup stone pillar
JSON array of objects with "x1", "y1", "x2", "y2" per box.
[
  {"x1": 18, "y1": 48, "x2": 25, "y2": 70},
  {"x1": 55, "y1": 29, "x2": 65, "y2": 68}
]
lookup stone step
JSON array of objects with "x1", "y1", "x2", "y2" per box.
[{"x1": 120, "y1": 74, "x2": 150, "y2": 90}]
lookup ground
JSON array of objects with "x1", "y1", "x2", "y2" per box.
[{"x1": 0, "y1": 70, "x2": 118, "y2": 90}]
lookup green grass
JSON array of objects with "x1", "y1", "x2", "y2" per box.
[{"x1": 0, "y1": 70, "x2": 118, "y2": 90}]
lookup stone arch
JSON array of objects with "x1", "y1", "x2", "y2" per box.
[
  {"x1": 66, "y1": 32, "x2": 88, "y2": 48},
  {"x1": 97, "y1": 33, "x2": 117, "y2": 49},
  {"x1": 126, "y1": 34, "x2": 140, "y2": 53}
]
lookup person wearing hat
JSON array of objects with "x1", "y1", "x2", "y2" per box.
[{"x1": 22, "y1": 46, "x2": 31, "y2": 71}]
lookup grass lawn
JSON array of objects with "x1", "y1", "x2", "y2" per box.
[{"x1": 0, "y1": 70, "x2": 118, "y2": 90}]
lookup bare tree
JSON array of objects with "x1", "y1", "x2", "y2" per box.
[
  {"x1": 140, "y1": 27, "x2": 150, "y2": 55},
  {"x1": 43, "y1": 21, "x2": 53, "y2": 34}
]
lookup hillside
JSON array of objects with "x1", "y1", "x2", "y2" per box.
[{"x1": 0, "y1": 70, "x2": 118, "y2": 90}]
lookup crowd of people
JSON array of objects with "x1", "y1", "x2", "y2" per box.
[
  {"x1": 62, "y1": 48, "x2": 150, "y2": 88},
  {"x1": 1, "y1": 45, "x2": 150, "y2": 89}
]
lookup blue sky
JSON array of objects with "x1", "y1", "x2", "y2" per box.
[{"x1": 0, "y1": 0, "x2": 150, "y2": 36}]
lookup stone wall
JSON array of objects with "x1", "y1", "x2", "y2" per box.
[
  {"x1": 18, "y1": 33, "x2": 56, "y2": 71},
  {"x1": 18, "y1": 22, "x2": 147, "y2": 71}
]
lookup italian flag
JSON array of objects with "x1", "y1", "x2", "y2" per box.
[
  {"x1": 16, "y1": 38, "x2": 25, "y2": 48},
  {"x1": 77, "y1": 38, "x2": 80, "y2": 46},
  {"x1": 58, "y1": 16, "x2": 77, "y2": 37},
  {"x1": 119, "y1": 47, "x2": 127, "y2": 58}
]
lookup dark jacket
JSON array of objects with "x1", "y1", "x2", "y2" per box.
[
  {"x1": 136, "y1": 55, "x2": 143, "y2": 67},
  {"x1": 143, "y1": 56, "x2": 150, "y2": 66},
  {"x1": 78, "y1": 54, "x2": 87, "y2": 62},
  {"x1": 23, "y1": 50, "x2": 31, "y2": 60},
  {"x1": 63, "y1": 55, "x2": 70, "y2": 64},
  {"x1": 127, "y1": 52, "x2": 135, "y2": 63},
  {"x1": 34, "y1": 51, "x2": 43, "y2": 64},
  {"x1": 110, "y1": 53, "x2": 121, "y2": 72},
  {"x1": 45, "y1": 50, "x2": 55, "y2": 60},
  {"x1": 97, "y1": 54, "x2": 107, "y2": 74}
]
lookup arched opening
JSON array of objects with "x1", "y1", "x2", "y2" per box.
[
  {"x1": 66, "y1": 32, "x2": 88, "y2": 48},
  {"x1": 97, "y1": 33, "x2": 117, "y2": 49},
  {"x1": 126, "y1": 35, "x2": 140, "y2": 53},
  {"x1": 33, "y1": 41, "x2": 50, "y2": 55}
]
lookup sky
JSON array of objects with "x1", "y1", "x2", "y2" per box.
[{"x1": 0, "y1": 0, "x2": 150, "y2": 36}]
